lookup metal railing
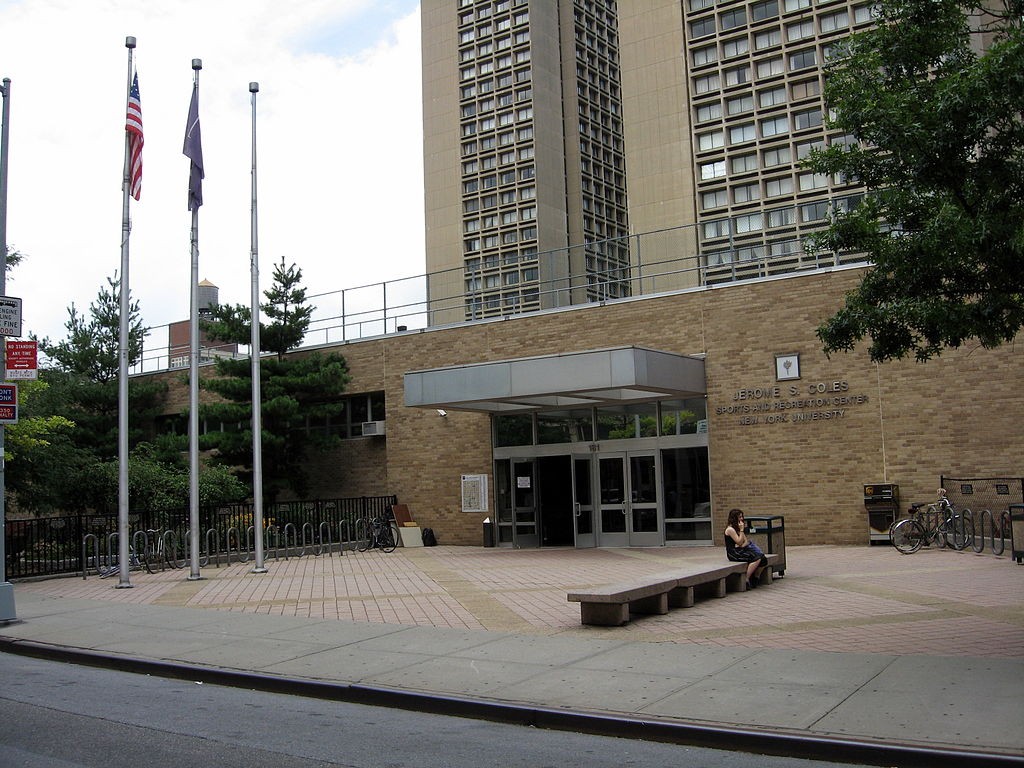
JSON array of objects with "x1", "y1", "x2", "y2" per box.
[
  {"x1": 6, "y1": 495, "x2": 397, "y2": 580},
  {"x1": 116, "y1": 218, "x2": 867, "y2": 375}
]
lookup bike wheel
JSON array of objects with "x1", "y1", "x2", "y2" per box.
[
  {"x1": 949, "y1": 515, "x2": 975, "y2": 551},
  {"x1": 380, "y1": 523, "x2": 398, "y2": 553},
  {"x1": 354, "y1": 519, "x2": 371, "y2": 552},
  {"x1": 890, "y1": 519, "x2": 924, "y2": 554}
]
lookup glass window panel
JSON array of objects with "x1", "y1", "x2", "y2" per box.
[
  {"x1": 494, "y1": 414, "x2": 533, "y2": 446},
  {"x1": 536, "y1": 410, "x2": 594, "y2": 444}
]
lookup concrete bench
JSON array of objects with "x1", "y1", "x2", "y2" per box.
[{"x1": 567, "y1": 554, "x2": 781, "y2": 626}]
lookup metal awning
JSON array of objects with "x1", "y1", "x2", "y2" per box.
[{"x1": 404, "y1": 346, "x2": 706, "y2": 413}]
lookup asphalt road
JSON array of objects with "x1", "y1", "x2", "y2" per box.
[{"x1": 0, "y1": 653, "x2": 872, "y2": 768}]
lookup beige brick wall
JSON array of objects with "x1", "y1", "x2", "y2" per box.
[{"x1": 149, "y1": 267, "x2": 1024, "y2": 547}]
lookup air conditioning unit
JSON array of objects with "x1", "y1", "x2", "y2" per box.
[{"x1": 361, "y1": 420, "x2": 386, "y2": 437}]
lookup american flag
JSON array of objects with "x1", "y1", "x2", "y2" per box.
[{"x1": 126, "y1": 72, "x2": 143, "y2": 201}]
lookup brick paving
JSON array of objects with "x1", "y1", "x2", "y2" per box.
[{"x1": 14, "y1": 544, "x2": 1024, "y2": 658}]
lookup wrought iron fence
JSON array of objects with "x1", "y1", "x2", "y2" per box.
[{"x1": 5, "y1": 495, "x2": 397, "y2": 580}]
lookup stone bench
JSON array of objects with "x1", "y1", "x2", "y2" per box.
[{"x1": 567, "y1": 554, "x2": 781, "y2": 626}]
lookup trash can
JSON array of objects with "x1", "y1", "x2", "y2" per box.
[
  {"x1": 864, "y1": 483, "x2": 899, "y2": 544},
  {"x1": 746, "y1": 515, "x2": 785, "y2": 577},
  {"x1": 1010, "y1": 505, "x2": 1024, "y2": 564},
  {"x1": 482, "y1": 517, "x2": 496, "y2": 548}
]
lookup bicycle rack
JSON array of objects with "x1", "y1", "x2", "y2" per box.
[
  {"x1": 300, "y1": 522, "x2": 316, "y2": 557},
  {"x1": 317, "y1": 521, "x2": 334, "y2": 556},
  {"x1": 223, "y1": 526, "x2": 244, "y2": 566},
  {"x1": 971, "y1": 509, "x2": 1007, "y2": 555},
  {"x1": 281, "y1": 523, "x2": 299, "y2": 560},
  {"x1": 81, "y1": 533, "x2": 102, "y2": 579}
]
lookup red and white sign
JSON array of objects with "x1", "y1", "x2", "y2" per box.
[{"x1": 5, "y1": 339, "x2": 37, "y2": 380}]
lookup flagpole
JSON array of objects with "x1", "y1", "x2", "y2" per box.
[
  {"x1": 249, "y1": 81, "x2": 267, "y2": 574},
  {"x1": 116, "y1": 36, "x2": 136, "y2": 589},
  {"x1": 0, "y1": 76, "x2": 16, "y2": 622},
  {"x1": 187, "y1": 59, "x2": 203, "y2": 581}
]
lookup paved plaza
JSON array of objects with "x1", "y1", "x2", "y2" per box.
[{"x1": 3, "y1": 544, "x2": 1023, "y2": 764}]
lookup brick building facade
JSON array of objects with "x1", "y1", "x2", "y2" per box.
[{"x1": 150, "y1": 265, "x2": 1023, "y2": 548}]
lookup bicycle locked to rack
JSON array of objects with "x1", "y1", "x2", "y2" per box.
[
  {"x1": 890, "y1": 489, "x2": 975, "y2": 554},
  {"x1": 353, "y1": 512, "x2": 400, "y2": 553}
]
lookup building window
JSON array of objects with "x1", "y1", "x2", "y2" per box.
[
  {"x1": 700, "y1": 159, "x2": 727, "y2": 180},
  {"x1": 798, "y1": 172, "x2": 829, "y2": 191},
  {"x1": 762, "y1": 144, "x2": 792, "y2": 167},
  {"x1": 698, "y1": 130, "x2": 725, "y2": 151},
  {"x1": 733, "y1": 182, "x2": 760, "y2": 203},
  {"x1": 751, "y1": 0, "x2": 779, "y2": 21},
  {"x1": 729, "y1": 122, "x2": 756, "y2": 144},
  {"x1": 690, "y1": 17, "x2": 716, "y2": 38},
  {"x1": 703, "y1": 218, "x2": 730, "y2": 238},
  {"x1": 722, "y1": 36, "x2": 749, "y2": 58},
  {"x1": 757, "y1": 56, "x2": 784, "y2": 78},
  {"x1": 731, "y1": 153, "x2": 758, "y2": 173},
  {"x1": 720, "y1": 8, "x2": 747, "y2": 30},
  {"x1": 696, "y1": 101, "x2": 723, "y2": 122},
  {"x1": 692, "y1": 44, "x2": 717, "y2": 66},
  {"x1": 793, "y1": 108, "x2": 823, "y2": 131},
  {"x1": 726, "y1": 94, "x2": 754, "y2": 115},
  {"x1": 786, "y1": 20, "x2": 814, "y2": 41},
  {"x1": 821, "y1": 10, "x2": 850, "y2": 33},
  {"x1": 702, "y1": 189, "x2": 728, "y2": 209},
  {"x1": 800, "y1": 201, "x2": 829, "y2": 222},
  {"x1": 755, "y1": 28, "x2": 781, "y2": 50},
  {"x1": 724, "y1": 65, "x2": 750, "y2": 86},
  {"x1": 769, "y1": 206, "x2": 797, "y2": 227},
  {"x1": 765, "y1": 176, "x2": 794, "y2": 197},
  {"x1": 790, "y1": 78, "x2": 821, "y2": 100},
  {"x1": 734, "y1": 212, "x2": 763, "y2": 233},
  {"x1": 788, "y1": 48, "x2": 817, "y2": 71},
  {"x1": 759, "y1": 114, "x2": 789, "y2": 137},
  {"x1": 694, "y1": 73, "x2": 721, "y2": 94}
]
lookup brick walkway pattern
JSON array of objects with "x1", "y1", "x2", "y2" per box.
[{"x1": 16, "y1": 544, "x2": 1024, "y2": 659}]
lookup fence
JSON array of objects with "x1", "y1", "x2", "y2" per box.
[{"x1": 4, "y1": 495, "x2": 397, "y2": 580}]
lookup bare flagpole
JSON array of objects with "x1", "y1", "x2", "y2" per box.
[
  {"x1": 249, "y1": 82, "x2": 266, "y2": 574},
  {"x1": 116, "y1": 36, "x2": 137, "y2": 589},
  {"x1": 185, "y1": 59, "x2": 204, "y2": 581},
  {"x1": 0, "y1": 76, "x2": 16, "y2": 622}
]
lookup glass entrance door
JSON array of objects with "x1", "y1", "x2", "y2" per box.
[
  {"x1": 572, "y1": 455, "x2": 595, "y2": 548},
  {"x1": 512, "y1": 459, "x2": 539, "y2": 548},
  {"x1": 597, "y1": 452, "x2": 661, "y2": 546}
]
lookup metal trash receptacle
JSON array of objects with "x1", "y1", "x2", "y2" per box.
[
  {"x1": 746, "y1": 515, "x2": 785, "y2": 576},
  {"x1": 1010, "y1": 505, "x2": 1024, "y2": 564},
  {"x1": 482, "y1": 518, "x2": 496, "y2": 548}
]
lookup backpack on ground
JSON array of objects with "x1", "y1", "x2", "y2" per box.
[{"x1": 421, "y1": 527, "x2": 437, "y2": 546}]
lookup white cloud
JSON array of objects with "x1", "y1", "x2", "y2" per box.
[{"x1": 0, "y1": 0, "x2": 424, "y2": 353}]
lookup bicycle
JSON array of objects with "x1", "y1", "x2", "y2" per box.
[
  {"x1": 98, "y1": 547, "x2": 144, "y2": 578},
  {"x1": 354, "y1": 515, "x2": 399, "y2": 553},
  {"x1": 890, "y1": 489, "x2": 975, "y2": 554}
]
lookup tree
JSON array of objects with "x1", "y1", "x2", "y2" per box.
[
  {"x1": 16, "y1": 275, "x2": 168, "y2": 513},
  {"x1": 805, "y1": 0, "x2": 1024, "y2": 362},
  {"x1": 201, "y1": 256, "x2": 313, "y2": 359},
  {"x1": 200, "y1": 258, "x2": 350, "y2": 502}
]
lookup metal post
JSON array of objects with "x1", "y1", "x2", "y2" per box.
[
  {"x1": 0, "y1": 76, "x2": 16, "y2": 621},
  {"x1": 249, "y1": 81, "x2": 266, "y2": 574},
  {"x1": 187, "y1": 59, "x2": 203, "y2": 581}
]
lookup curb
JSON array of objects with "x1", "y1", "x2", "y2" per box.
[{"x1": 2, "y1": 636, "x2": 1020, "y2": 768}]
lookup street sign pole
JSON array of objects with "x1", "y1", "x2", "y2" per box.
[{"x1": 0, "y1": 77, "x2": 17, "y2": 623}]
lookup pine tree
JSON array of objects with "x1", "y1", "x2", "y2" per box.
[{"x1": 200, "y1": 258, "x2": 350, "y2": 502}]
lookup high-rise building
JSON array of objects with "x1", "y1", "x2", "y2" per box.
[{"x1": 421, "y1": 0, "x2": 876, "y2": 324}]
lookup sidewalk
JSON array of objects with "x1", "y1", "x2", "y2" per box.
[{"x1": 2, "y1": 545, "x2": 1022, "y2": 765}]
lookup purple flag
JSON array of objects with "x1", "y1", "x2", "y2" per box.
[{"x1": 183, "y1": 84, "x2": 204, "y2": 210}]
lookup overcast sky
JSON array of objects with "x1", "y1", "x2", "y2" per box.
[{"x1": 1, "y1": 0, "x2": 425, "y2": 359}]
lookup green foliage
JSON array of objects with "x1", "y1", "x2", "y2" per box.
[
  {"x1": 201, "y1": 352, "x2": 351, "y2": 503},
  {"x1": 198, "y1": 260, "x2": 348, "y2": 503},
  {"x1": 201, "y1": 256, "x2": 314, "y2": 360},
  {"x1": 10, "y1": 275, "x2": 168, "y2": 514},
  {"x1": 39, "y1": 274, "x2": 146, "y2": 382},
  {"x1": 805, "y1": 0, "x2": 1024, "y2": 362},
  {"x1": 83, "y1": 443, "x2": 249, "y2": 520}
]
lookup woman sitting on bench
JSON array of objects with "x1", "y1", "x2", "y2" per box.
[{"x1": 724, "y1": 508, "x2": 768, "y2": 590}]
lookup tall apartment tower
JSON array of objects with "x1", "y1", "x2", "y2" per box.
[{"x1": 422, "y1": 0, "x2": 875, "y2": 324}]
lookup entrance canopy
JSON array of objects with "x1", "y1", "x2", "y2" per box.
[{"x1": 404, "y1": 346, "x2": 706, "y2": 413}]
